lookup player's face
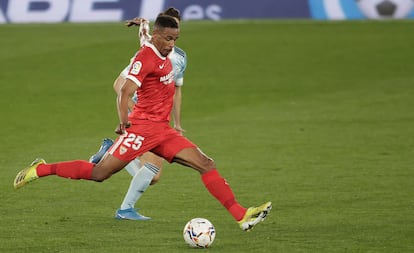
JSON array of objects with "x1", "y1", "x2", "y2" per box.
[{"x1": 152, "y1": 27, "x2": 179, "y2": 57}]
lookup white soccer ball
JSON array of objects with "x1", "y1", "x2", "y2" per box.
[
  {"x1": 356, "y1": 0, "x2": 414, "y2": 19},
  {"x1": 183, "y1": 218, "x2": 216, "y2": 248}
]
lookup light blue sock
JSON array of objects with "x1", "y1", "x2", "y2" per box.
[
  {"x1": 120, "y1": 163, "x2": 160, "y2": 210},
  {"x1": 124, "y1": 158, "x2": 140, "y2": 176}
]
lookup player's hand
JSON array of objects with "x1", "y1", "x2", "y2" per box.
[
  {"x1": 115, "y1": 122, "x2": 131, "y2": 135},
  {"x1": 174, "y1": 126, "x2": 186, "y2": 136},
  {"x1": 125, "y1": 17, "x2": 147, "y2": 27}
]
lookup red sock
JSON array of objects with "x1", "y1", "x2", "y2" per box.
[
  {"x1": 37, "y1": 160, "x2": 94, "y2": 180},
  {"x1": 201, "y1": 169, "x2": 247, "y2": 221}
]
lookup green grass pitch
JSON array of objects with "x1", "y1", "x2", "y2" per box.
[{"x1": 0, "y1": 20, "x2": 414, "y2": 252}]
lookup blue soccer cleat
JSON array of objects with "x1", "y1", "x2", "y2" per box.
[
  {"x1": 89, "y1": 138, "x2": 113, "y2": 164},
  {"x1": 115, "y1": 208, "x2": 151, "y2": 221}
]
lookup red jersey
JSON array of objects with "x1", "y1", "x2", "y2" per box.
[{"x1": 126, "y1": 42, "x2": 175, "y2": 123}]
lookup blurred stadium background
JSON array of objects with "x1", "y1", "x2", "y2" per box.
[{"x1": 1, "y1": 0, "x2": 414, "y2": 23}]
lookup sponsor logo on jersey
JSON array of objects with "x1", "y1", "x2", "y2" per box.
[
  {"x1": 160, "y1": 70, "x2": 174, "y2": 85},
  {"x1": 119, "y1": 146, "x2": 127, "y2": 155}
]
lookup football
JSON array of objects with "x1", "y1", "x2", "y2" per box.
[
  {"x1": 356, "y1": 0, "x2": 414, "y2": 19},
  {"x1": 183, "y1": 218, "x2": 216, "y2": 248}
]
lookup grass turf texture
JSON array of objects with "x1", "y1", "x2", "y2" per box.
[{"x1": 0, "y1": 20, "x2": 413, "y2": 252}]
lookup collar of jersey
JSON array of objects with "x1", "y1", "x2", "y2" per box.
[{"x1": 144, "y1": 41, "x2": 166, "y2": 60}]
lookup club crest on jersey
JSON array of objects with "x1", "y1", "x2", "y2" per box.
[
  {"x1": 119, "y1": 146, "x2": 127, "y2": 155},
  {"x1": 160, "y1": 70, "x2": 174, "y2": 85},
  {"x1": 131, "y1": 61, "x2": 142, "y2": 75}
]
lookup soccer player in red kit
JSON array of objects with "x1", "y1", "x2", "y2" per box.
[{"x1": 13, "y1": 15, "x2": 271, "y2": 231}]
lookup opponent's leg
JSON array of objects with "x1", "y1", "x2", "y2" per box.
[
  {"x1": 124, "y1": 158, "x2": 141, "y2": 176},
  {"x1": 116, "y1": 152, "x2": 163, "y2": 220}
]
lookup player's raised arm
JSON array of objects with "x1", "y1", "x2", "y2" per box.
[
  {"x1": 125, "y1": 17, "x2": 151, "y2": 47},
  {"x1": 138, "y1": 19, "x2": 151, "y2": 46}
]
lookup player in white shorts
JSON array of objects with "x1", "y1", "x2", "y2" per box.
[{"x1": 89, "y1": 7, "x2": 187, "y2": 220}]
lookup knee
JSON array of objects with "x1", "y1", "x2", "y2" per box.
[
  {"x1": 207, "y1": 159, "x2": 216, "y2": 169},
  {"x1": 198, "y1": 158, "x2": 216, "y2": 174}
]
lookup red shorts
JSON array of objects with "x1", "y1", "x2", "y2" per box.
[{"x1": 108, "y1": 121, "x2": 196, "y2": 163}]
